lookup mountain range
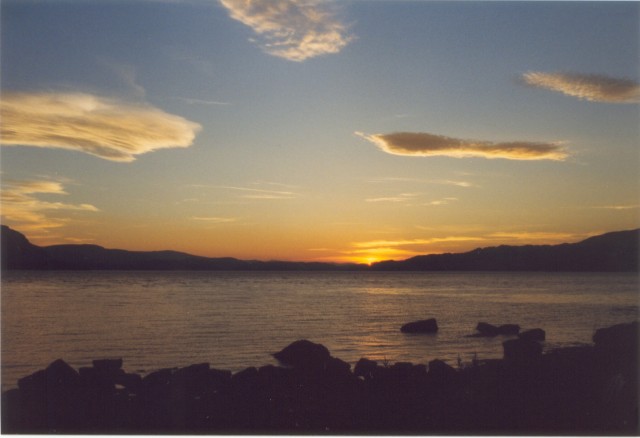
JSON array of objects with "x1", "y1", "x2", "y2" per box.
[{"x1": 1, "y1": 225, "x2": 638, "y2": 272}]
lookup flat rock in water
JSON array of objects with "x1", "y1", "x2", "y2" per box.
[
  {"x1": 475, "y1": 322, "x2": 499, "y2": 337},
  {"x1": 401, "y1": 318, "x2": 438, "y2": 333}
]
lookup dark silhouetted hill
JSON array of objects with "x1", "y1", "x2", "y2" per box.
[
  {"x1": 1, "y1": 225, "x2": 48, "y2": 269},
  {"x1": 0, "y1": 225, "x2": 364, "y2": 271},
  {"x1": 2, "y1": 225, "x2": 638, "y2": 271},
  {"x1": 371, "y1": 229, "x2": 639, "y2": 272}
]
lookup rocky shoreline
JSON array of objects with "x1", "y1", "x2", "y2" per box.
[{"x1": 2, "y1": 321, "x2": 638, "y2": 434}]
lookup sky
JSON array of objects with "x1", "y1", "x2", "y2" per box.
[{"x1": 1, "y1": 0, "x2": 639, "y2": 264}]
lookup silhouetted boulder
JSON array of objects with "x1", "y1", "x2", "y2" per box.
[
  {"x1": 47, "y1": 359, "x2": 81, "y2": 387},
  {"x1": 593, "y1": 321, "x2": 638, "y2": 353},
  {"x1": 209, "y1": 368, "x2": 233, "y2": 389},
  {"x1": 232, "y1": 367, "x2": 258, "y2": 385},
  {"x1": 354, "y1": 358, "x2": 378, "y2": 379},
  {"x1": 400, "y1": 318, "x2": 438, "y2": 333},
  {"x1": 257, "y1": 365, "x2": 292, "y2": 387},
  {"x1": 272, "y1": 340, "x2": 331, "y2": 370},
  {"x1": 17, "y1": 369, "x2": 48, "y2": 394},
  {"x1": 324, "y1": 356, "x2": 352, "y2": 380},
  {"x1": 87, "y1": 358, "x2": 126, "y2": 387},
  {"x1": 497, "y1": 324, "x2": 520, "y2": 335},
  {"x1": 390, "y1": 362, "x2": 414, "y2": 381},
  {"x1": 502, "y1": 338, "x2": 542, "y2": 365},
  {"x1": 411, "y1": 363, "x2": 428, "y2": 380},
  {"x1": 18, "y1": 359, "x2": 81, "y2": 394},
  {"x1": 78, "y1": 366, "x2": 118, "y2": 395},
  {"x1": 115, "y1": 372, "x2": 142, "y2": 393},
  {"x1": 141, "y1": 367, "x2": 175, "y2": 395},
  {"x1": 172, "y1": 363, "x2": 211, "y2": 396},
  {"x1": 519, "y1": 328, "x2": 546, "y2": 342},
  {"x1": 428, "y1": 359, "x2": 457, "y2": 381}
]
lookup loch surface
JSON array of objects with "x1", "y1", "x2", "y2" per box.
[{"x1": 2, "y1": 270, "x2": 638, "y2": 390}]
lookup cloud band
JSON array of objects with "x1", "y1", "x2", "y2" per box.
[
  {"x1": 522, "y1": 72, "x2": 640, "y2": 103},
  {"x1": 1, "y1": 179, "x2": 98, "y2": 232},
  {"x1": 1, "y1": 92, "x2": 201, "y2": 162},
  {"x1": 357, "y1": 131, "x2": 568, "y2": 161},
  {"x1": 219, "y1": 0, "x2": 351, "y2": 61}
]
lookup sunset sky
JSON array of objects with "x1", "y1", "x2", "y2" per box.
[{"x1": 1, "y1": 0, "x2": 639, "y2": 264}]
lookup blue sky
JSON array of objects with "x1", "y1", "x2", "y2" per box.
[{"x1": 2, "y1": 0, "x2": 639, "y2": 263}]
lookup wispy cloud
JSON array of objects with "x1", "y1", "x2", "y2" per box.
[
  {"x1": 219, "y1": 0, "x2": 352, "y2": 61},
  {"x1": 352, "y1": 236, "x2": 486, "y2": 249},
  {"x1": 591, "y1": 204, "x2": 639, "y2": 210},
  {"x1": 191, "y1": 216, "x2": 239, "y2": 223},
  {"x1": 365, "y1": 193, "x2": 419, "y2": 203},
  {"x1": 433, "y1": 180, "x2": 474, "y2": 188},
  {"x1": 1, "y1": 92, "x2": 201, "y2": 162},
  {"x1": 367, "y1": 177, "x2": 475, "y2": 188},
  {"x1": 356, "y1": 131, "x2": 568, "y2": 161},
  {"x1": 98, "y1": 58, "x2": 147, "y2": 98},
  {"x1": 217, "y1": 185, "x2": 298, "y2": 200},
  {"x1": 178, "y1": 97, "x2": 230, "y2": 106},
  {"x1": 425, "y1": 197, "x2": 458, "y2": 206},
  {"x1": 521, "y1": 72, "x2": 640, "y2": 103},
  {"x1": 1, "y1": 179, "x2": 98, "y2": 233},
  {"x1": 488, "y1": 231, "x2": 585, "y2": 242}
]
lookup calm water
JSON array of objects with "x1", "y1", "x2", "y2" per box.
[{"x1": 2, "y1": 271, "x2": 638, "y2": 390}]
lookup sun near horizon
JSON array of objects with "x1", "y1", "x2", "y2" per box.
[{"x1": 2, "y1": 222, "x2": 633, "y2": 267}]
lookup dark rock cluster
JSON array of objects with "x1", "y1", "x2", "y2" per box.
[
  {"x1": 2, "y1": 322, "x2": 638, "y2": 434},
  {"x1": 400, "y1": 318, "x2": 438, "y2": 333}
]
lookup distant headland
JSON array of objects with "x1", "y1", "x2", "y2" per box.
[{"x1": 1, "y1": 225, "x2": 638, "y2": 272}]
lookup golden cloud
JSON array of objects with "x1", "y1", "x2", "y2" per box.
[
  {"x1": 356, "y1": 131, "x2": 568, "y2": 161},
  {"x1": 488, "y1": 231, "x2": 583, "y2": 242},
  {"x1": 522, "y1": 72, "x2": 640, "y2": 103},
  {"x1": 353, "y1": 236, "x2": 486, "y2": 249},
  {"x1": 1, "y1": 92, "x2": 201, "y2": 162},
  {"x1": 1, "y1": 179, "x2": 98, "y2": 232},
  {"x1": 219, "y1": 0, "x2": 352, "y2": 61}
]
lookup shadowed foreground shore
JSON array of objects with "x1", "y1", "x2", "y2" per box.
[{"x1": 2, "y1": 321, "x2": 638, "y2": 435}]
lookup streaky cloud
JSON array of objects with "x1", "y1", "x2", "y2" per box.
[
  {"x1": 217, "y1": 185, "x2": 298, "y2": 200},
  {"x1": 367, "y1": 177, "x2": 475, "y2": 187},
  {"x1": 219, "y1": 0, "x2": 352, "y2": 61},
  {"x1": 1, "y1": 179, "x2": 98, "y2": 233},
  {"x1": 365, "y1": 193, "x2": 419, "y2": 203},
  {"x1": 179, "y1": 97, "x2": 230, "y2": 106},
  {"x1": 591, "y1": 204, "x2": 639, "y2": 210},
  {"x1": 522, "y1": 71, "x2": 640, "y2": 103},
  {"x1": 356, "y1": 131, "x2": 568, "y2": 161},
  {"x1": 425, "y1": 197, "x2": 458, "y2": 206},
  {"x1": 191, "y1": 216, "x2": 239, "y2": 223},
  {"x1": 1, "y1": 92, "x2": 201, "y2": 162},
  {"x1": 353, "y1": 236, "x2": 486, "y2": 249}
]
